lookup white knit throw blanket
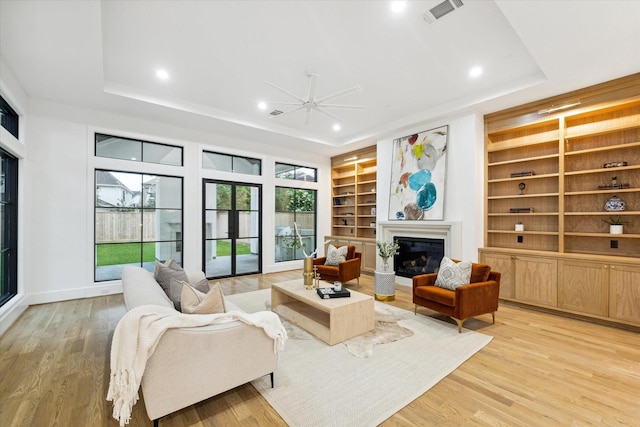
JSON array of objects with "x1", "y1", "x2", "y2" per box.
[{"x1": 106, "y1": 304, "x2": 287, "y2": 427}]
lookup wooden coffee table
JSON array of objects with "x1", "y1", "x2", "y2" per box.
[{"x1": 271, "y1": 279, "x2": 374, "y2": 345}]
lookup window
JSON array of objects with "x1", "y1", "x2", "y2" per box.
[
  {"x1": 275, "y1": 187, "x2": 316, "y2": 262},
  {"x1": 202, "y1": 151, "x2": 261, "y2": 176},
  {"x1": 95, "y1": 170, "x2": 183, "y2": 281},
  {"x1": 0, "y1": 149, "x2": 18, "y2": 306},
  {"x1": 95, "y1": 133, "x2": 183, "y2": 166},
  {"x1": 0, "y1": 95, "x2": 19, "y2": 140},
  {"x1": 275, "y1": 163, "x2": 317, "y2": 182}
]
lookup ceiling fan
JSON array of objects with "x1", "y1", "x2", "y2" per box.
[{"x1": 264, "y1": 71, "x2": 364, "y2": 126}]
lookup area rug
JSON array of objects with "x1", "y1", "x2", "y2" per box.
[{"x1": 226, "y1": 289, "x2": 492, "y2": 427}]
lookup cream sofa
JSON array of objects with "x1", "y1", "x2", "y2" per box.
[{"x1": 121, "y1": 265, "x2": 278, "y2": 425}]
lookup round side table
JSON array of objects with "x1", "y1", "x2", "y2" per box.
[{"x1": 375, "y1": 271, "x2": 396, "y2": 301}]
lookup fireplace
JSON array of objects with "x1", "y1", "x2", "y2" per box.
[
  {"x1": 394, "y1": 236, "x2": 444, "y2": 278},
  {"x1": 378, "y1": 221, "x2": 461, "y2": 286}
]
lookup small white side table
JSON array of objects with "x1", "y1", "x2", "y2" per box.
[{"x1": 375, "y1": 271, "x2": 396, "y2": 302}]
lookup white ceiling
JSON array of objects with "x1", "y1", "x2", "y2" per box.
[{"x1": 1, "y1": 1, "x2": 639, "y2": 155}]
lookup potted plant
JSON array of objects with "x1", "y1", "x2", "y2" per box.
[
  {"x1": 604, "y1": 216, "x2": 625, "y2": 234},
  {"x1": 376, "y1": 240, "x2": 400, "y2": 272}
]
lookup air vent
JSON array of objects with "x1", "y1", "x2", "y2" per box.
[
  {"x1": 270, "y1": 110, "x2": 283, "y2": 116},
  {"x1": 421, "y1": 0, "x2": 463, "y2": 25}
]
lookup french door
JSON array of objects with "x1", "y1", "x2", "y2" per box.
[{"x1": 203, "y1": 179, "x2": 261, "y2": 278}]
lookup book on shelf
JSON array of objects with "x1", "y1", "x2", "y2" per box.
[
  {"x1": 317, "y1": 287, "x2": 351, "y2": 299},
  {"x1": 510, "y1": 207, "x2": 534, "y2": 213}
]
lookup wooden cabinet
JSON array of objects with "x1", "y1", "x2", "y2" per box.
[
  {"x1": 481, "y1": 74, "x2": 640, "y2": 328},
  {"x1": 325, "y1": 236, "x2": 376, "y2": 274},
  {"x1": 609, "y1": 263, "x2": 640, "y2": 324},
  {"x1": 558, "y1": 260, "x2": 608, "y2": 316},
  {"x1": 515, "y1": 255, "x2": 558, "y2": 308},
  {"x1": 331, "y1": 147, "x2": 377, "y2": 239},
  {"x1": 479, "y1": 252, "x2": 516, "y2": 299}
]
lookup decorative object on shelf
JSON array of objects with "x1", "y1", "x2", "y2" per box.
[
  {"x1": 342, "y1": 219, "x2": 348, "y2": 225},
  {"x1": 611, "y1": 176, "x2": 617, "y2": 185},
  {"x1": 376, "y1": 240, "x2": 400, "y2": 272},
  {"x1": 515, "y1": 221, "x2": 524, "y2": 232},
  {"x1": 518, "y1": 182, "x2": 526, "y2": 195},
  {"x1": 604, "y1": 195, "x2": 626, "y2": 212},
  {"x1": 510, "y1": 207, "x2": 534, "y2": 213},
  {"x1": 604, "y1": 216, "x2": 625, "y2": 235},
  {"x1": 371, "y1": 207, "x2": 376, "y2": 215},
  {"x1": 389, "y1": 125, "x2": 448, "y2": 221},
  {"x1": 598, "y1": 183, "x2": 630, "y2": 189},
  {"x1": 603, "y1": 161, "x2": 627, "y2": 168},
  {"x1": 370, "y1": 221, "x2": 376, "y2": 227},
  {"x1": 510, "y1": 171, "x2": 535, "y2": 177}
]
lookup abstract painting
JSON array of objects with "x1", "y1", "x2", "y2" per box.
[{"x1": 388, "y1": 125, "x2": 448, "y2": 220}]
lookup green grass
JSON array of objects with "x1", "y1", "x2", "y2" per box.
[
  {"x1": 96, "y1": 241, "x2": 251, "y2": 266},
  {"x1": 214, "y1": 241, "x2": 251, "y2": 256},
  {"x1": 96, "y1": 243, "x2": 156, "y2": 266}
]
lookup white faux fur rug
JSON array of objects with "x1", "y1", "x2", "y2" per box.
[{"x1": 226, "y1": 289, "x2": 493, "y2": 427}]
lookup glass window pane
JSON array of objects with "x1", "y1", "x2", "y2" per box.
[
  {"x1": 0, "y1": 95, "x2": 19, "y2": 140},
  {"x1": 297, "y1": 167, "x2": 317, "y2": 182},
  {"x1": 238, "y1": 211, "x2": 259, "y2": 238},
  {"x1": 96, "y1": 135, "x2": 142, "y2": 161},
  {"x1": 205, "y1": 211, "x2": 229, "y2": 239},
  {"x1": 152, "y1": 241, "x2": 182, "y2": 267},
  {"x1": 96, "y1": 171, "x2": 141, "y2": 208},
  {"x1": 203, "y1": 152, "x2": 232, "y2": 171},
  {"x1": 233, "y1": 156, "x2": 261, "y2": 175},
  {"x1": 205, "y1": 239, "x2": 232, "y2": 277},
  {"x1": 144, "y1": 209, "x2": 182, "y2": 241},
  {"x1": 275, "y1": 163, "x2": 295, "y2": 179},
  {"x1": 143, "y1": 142, "x2": 182, "y2": 166},
  {"x1": 145, "y1": 175, "x2": 182, "y2": 209},
  {"x1": 235, "y1": 185, "x2": 258, "y2": 211},
  {"x1": 236, "y1": 238, "x2": 259, "y2": 275},
  {"x1": 205, "y1": 183, "x2": 231, "y2": 210},
  {"x1": 95, "y1": 208, "x2": 142, "y2": 243}
]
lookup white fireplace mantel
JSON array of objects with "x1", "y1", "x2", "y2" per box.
[{"x1": 377, "y1": 221, "x2": 461, "y2": 287}]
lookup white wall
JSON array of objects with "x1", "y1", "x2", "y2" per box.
[
  {"x1": 376, "y1": 113, "x2": 485, "y2": 261},
  {"x1": 23, "y1": 98, "x2": 331, "y2": 305}
]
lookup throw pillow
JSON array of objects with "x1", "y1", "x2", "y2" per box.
[
  {"x1": 154, "y1": 260, "x2": 189, "y2": 298},
  {"x1": 169, "y1": 277, "x2": 211, "y2": 311},
  {"x1": 434, "y1": 257, "x2": 472, "y2": 291},
  {"x1": 181, "y1": 282, "x2": 226, "y2": 314},
  {"x1": 325, "y1": 244, "x2": 348, "y2": 266}
]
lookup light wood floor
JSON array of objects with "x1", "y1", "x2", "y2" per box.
[{"x1": 1, "y1": 270, "x2": 639, "y2": 426}]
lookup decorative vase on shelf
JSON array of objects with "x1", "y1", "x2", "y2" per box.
[
  {"x1": 604, "y1": 195, "x2": 625, "y2": 212},
  {"x1": 610, "y1": 224, "x2": 623, "y2": 235}
]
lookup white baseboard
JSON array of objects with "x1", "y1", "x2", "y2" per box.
[{"x1": 27, "y1": 282, "x2": 123, "y2": 305}]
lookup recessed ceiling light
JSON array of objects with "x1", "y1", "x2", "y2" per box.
[
  {"x1": 391, "y1": 1, "x2": 407, "y2": 13},
  {"x1": 333, "y1": 123, "x2": 341, "y2": 131},
  {"x1": 469, "y1": 66, "x2": 483, "y2": 79},
  {"x1": 258, "y1": 101, "x2": 268, "y2": 110},
  {"x1": 155, "y1": 69, "x2": 170, "y2": 81}
]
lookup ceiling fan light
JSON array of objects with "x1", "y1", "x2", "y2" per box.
[
  {"x1": 257, "y1": 101, "x2": 268, "y2": 110},
  {"x1": 333, "y1": 123, "x2": 341, "y2": 131}
]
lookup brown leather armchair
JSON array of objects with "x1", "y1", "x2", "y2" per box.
[
  {"x1": 413, "y1": 260, "x2": 500, "y2": 333},
  {"x1": 313, "y1": 245, "x2": 362, "y2": 286}
]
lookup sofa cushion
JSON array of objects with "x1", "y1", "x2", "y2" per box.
[
  {"x1": 434, "y1": 257, "x2": 472, "y2": 290},
  {"x1": 154, "y1": 259, "x2": 189, "y2": 298},
  {"x1": 169, "y1": 277, "x2": 211, "y2": 311},
  {"x1": 181, "y1": 281, "x2": 226, "y2": 314},
  {"x1": 325, "y1": 244, "x2": 348, "y2": 266},
  {"x1": 315, "y1": 264, "x2": 339, "y2": 278},
  {"x1": 470, "y1": 263, "x2": 492, "y2": 283},
  {"x1": 121, "y1": 265, "x2": 174, "y2": 311},
  {"x1": 415, "y1": 285, "x2": 456, "y2": 307}
]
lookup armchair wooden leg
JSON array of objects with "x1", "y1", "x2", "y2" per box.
[
  {"x1": 455, "y1": 318, "x2": 464, "y2": 333},
  {"x1": 414, "y1": 305, "x2": 417, "y2": 315},
  {"x1": 270, "y1": 372, "x2": 274, "y2": 388},
  {"x1": 492, "y1": 312, "x2": 495, "y2": 324}
]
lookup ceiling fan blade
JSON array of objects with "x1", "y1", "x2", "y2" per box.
[
  {"x1": 265, "y1": 81, "x2": 305, "y2": 103},
  {"x1": 315, "y1": 86, "x2": 361, "y2": 104},
  {"x1": 315, "y1": 107, "x2": 341, "y2": 123},
  {"x1": 318, "y1": 103, "x2": 366, "y2": 110},
  {"x1": 264, "y1": 101, "x2": 303, "y2": 106},
  {"x1": 305, "y1": 108, "x2": 312, "y2": 126},
  {"x1": 306, "y1": 73, "x2": 318, "y2": 102}
]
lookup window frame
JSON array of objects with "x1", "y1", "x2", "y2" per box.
[
  {"x1": 95, "y1": 133, "x2": 184, "y2": 166},
  {"x1": 275, "y1": 162, "x2": 317, "y2": 182},
  {"x1": 202, "y1": 150, "x2": 262, "y2": 176},
  {"x1": 0, "y1": 148, "x2": 18, "y2": 306},
  {"x1": 94, "y1": 168, "x2": 184, "y2": 282},
  {"x1": 274, "y1": 186, "x2": 317, "y2": 262}
]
